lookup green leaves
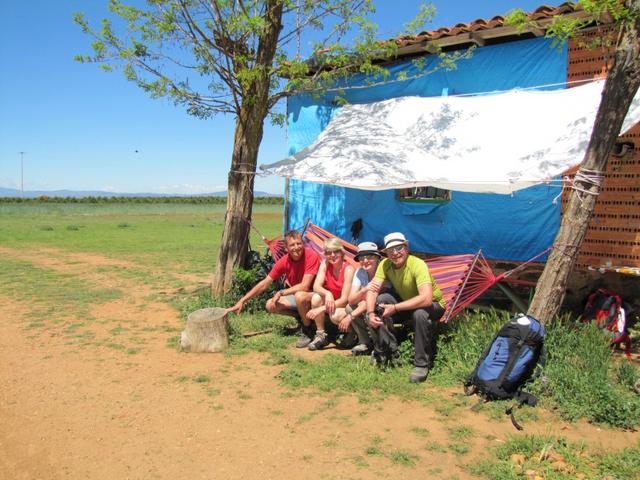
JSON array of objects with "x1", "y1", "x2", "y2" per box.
[{"x1": 402, "y1": 2, "x2": 436, "y2": 36}]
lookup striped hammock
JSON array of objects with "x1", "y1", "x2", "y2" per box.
[
  {"x1": 248, "y1": 219, "x2": 549, "y2": 322},
  {"x1": 301, "y1": 223, "x2": 498, "y2": 323}
]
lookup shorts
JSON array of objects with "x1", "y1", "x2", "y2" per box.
[{"x1": 280, "y1": 294, "x2": 297, "y2": 309}]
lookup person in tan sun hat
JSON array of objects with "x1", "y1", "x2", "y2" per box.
[
  {"x1": 365, "y1": 232, "x2": 446, "y2": 383},
  {"x1": 341, "y1": 241, "x2": 385, "y2": 355}
]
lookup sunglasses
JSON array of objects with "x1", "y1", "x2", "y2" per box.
[
  {"x1": 358, "y1": 254, "x2": 379, "y2": 262},
  {"x1": 324, "y1": 249, "x2": 342, "y2": 256},
  {"x1": 386, "y1": 245, "x2": 406, "y2": 255}
]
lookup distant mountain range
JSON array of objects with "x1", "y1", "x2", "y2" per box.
[{"x1": 0, "y1": 187, "x2": 281, "y2": 198}]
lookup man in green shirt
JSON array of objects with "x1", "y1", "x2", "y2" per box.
[{"x1": 366, "y1": 232, "x2": 445, "y2": 383}]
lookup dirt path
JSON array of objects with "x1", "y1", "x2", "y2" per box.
[{"x1": 0, "y1": 247, "x2": 637, "y2": 480}]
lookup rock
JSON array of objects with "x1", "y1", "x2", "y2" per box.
[{"x1": 547, "y1": 452, "x2": 566, "y2": 463}]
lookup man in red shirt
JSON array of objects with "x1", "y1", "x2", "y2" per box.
[{"x1": 228, "y1": 230, "x2": 320, "y2": 346}]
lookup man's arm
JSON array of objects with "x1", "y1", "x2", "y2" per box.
[{"x1": 228, "y1": 276, "x2": 273, "y2": 313}]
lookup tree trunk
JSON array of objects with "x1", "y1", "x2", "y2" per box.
[
  {"x1": 211, "y1": 0, "x2": 284, "y2": 296},
  {"x1": 212, "y1": 105, "x2": 266, "y2": 296},
  {"x1": 528, "y1": 3, "x2": 640, "y2": 324}
]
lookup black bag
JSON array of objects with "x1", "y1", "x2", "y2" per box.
[
  {"x1": 369, "y1": 304, "x2": 401, "y2": 367},
  {"x1": 464, "y1": 313, "x2": 545, "y2": 429}
]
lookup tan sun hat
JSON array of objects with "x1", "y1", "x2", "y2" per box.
[{"x1": 354, "y1": 241, "x2": 382, "y2": 261}]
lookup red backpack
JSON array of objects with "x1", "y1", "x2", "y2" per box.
[{"x1": 581, "y1": 288, "x2": 631, "y2": 357}]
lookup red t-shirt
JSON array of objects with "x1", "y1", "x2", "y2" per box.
[
  {"x1": 268, "y1": 247, "x2": 320, "y2": 287},
  {"x1": 324, "y1": 261, "x2": 347, "y2": 298}
]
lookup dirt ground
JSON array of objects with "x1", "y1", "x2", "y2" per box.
[{"x1": 0, "y1": 247, "x2": 637, "y2": 480}]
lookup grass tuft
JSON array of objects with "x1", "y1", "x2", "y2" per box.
[{"x1": 468, "y1": 434, "x2": 640, "y2": 480}]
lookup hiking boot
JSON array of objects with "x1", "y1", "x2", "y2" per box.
[
  {"x1": 351, "y1": 343, "x2": 371, "y2": 356},
  {"x1": 296, "y1": 326, "x2": 314, "y2": 349},
  {"x1": 308, "y1": 330, "x2": 329, "y2": 351},
  {"x1": 409, "y1": 367, "x2": 429, "y2": 383}
]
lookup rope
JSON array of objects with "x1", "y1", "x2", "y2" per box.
[
  {"x1": 552, "y1": 168, "x2": 605, "y2": 205},
  {"x1": 497, "y1": 247, "x2": 553, "y2": 280}
]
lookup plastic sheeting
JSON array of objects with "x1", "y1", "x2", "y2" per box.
[
  {"x1": 263, "y1": 80, "x2": 640, "y2": 194},
  {"x1": 282, "y1": 38, "x2": 569, "y2": 261}
]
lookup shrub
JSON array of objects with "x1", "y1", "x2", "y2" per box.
[
  {"x1": 529, "y1": 317, "x2": 640, "y2": 429},
  {"x1": 229, "y1": 249, "x2": 277, "y2": 314}
]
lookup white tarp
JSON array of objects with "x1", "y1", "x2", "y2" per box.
[{"x1": 260, "y1": 80, "x2": 640, "y2": 194}]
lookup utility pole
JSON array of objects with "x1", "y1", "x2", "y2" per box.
[{"x1": 19, "y1": 151, "x2": 25, "y2": 197}]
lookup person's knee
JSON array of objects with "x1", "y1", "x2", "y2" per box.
[
  {"x1": 377, "y1": 292, "x2": 396, "y2": 304},
  {"x1": 412, "y1": 310, "x2": 433, "y2": 328},
  {"x1": 294, "y1": 291, "x2": 310, "y2": 305},
  {"x1": 265, "y1": 298, "x2": 277, "y2": 313},
  {"x1": 310, "y1": 293, "x2": 322, "y2": 307}
]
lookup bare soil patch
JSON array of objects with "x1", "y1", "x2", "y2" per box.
[{"x1": 0, "y1": 247, "x2": 637, "y2": 480}]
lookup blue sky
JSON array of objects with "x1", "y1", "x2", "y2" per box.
[{"x1": 0, "y1": 0, "x2": 546, "y2": 195}]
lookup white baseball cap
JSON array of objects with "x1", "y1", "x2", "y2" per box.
[{"x1": 383, "y1": 232, "x2": 408, "y2": 250}]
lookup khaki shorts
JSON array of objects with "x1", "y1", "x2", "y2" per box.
[{"x1": 280, "y1": 294, "x2": 297, "y2": 309}]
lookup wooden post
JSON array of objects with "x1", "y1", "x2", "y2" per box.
[{"x1": 180, "y1": 307, "x2": 229, "y2": 352}]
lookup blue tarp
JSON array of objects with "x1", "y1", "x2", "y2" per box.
[{"x1": 286, "y1": 37, "x2": 568, "y2": 262}]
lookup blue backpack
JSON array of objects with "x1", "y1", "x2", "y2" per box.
[{"x1": 464, "y1": 314, "x2": 545, "y2": 428}]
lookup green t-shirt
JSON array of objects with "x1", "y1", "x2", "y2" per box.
[{"x1": 374, "y1": 255, "x2": 445, "y2": 308}]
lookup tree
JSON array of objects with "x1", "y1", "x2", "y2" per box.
[
  {"x1": 510, "y1": 0, "x2": 640, "y2": 323},
  {"x1": 74, "y1": 0, "x2": 440, "y2": 296}
]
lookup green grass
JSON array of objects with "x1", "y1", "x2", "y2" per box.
[
  {"x1": 468, "y1": 435, "x2": 640, "y2": 480},
  {"x1": 430, "y1": 308, "x2": 507, "y2": 386},
  {"x1": 0, "y1": 258, "x2": 123, "y2": 321},
  {"x1": 409, "y1": 426, "x2": 429, "y2": 437},
  {"x1": 447, "y1": 425, "x2": 475, "y2": 441},
  {"x1": 448, "y1": 443, "x2": 470, "y2": 455},
  {"x1": 389, "y1": 449, "x2": 419, "y2": 467},
  {"x1": 277, "y1": 353, "x2": 426, "y2": 402},
  {"x1": 530, "y1": 318, "x2": 640, "y2": 429},
  {"x1": 0, "y1": 203, "x2": 282, "y2": 274}
]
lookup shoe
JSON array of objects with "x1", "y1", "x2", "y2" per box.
[
  {"x1": 351, "y1": 343, "x2": 371, "y2": 356},
  {"x1": 409, "y1": 367, "x2": 429, "y2": 383},
  {"x1": 295, "y1": 327, "x2": 313, "y2": 348},
  {"x1": 308, "y1": 330, "x2": 329, "y2": 351}
]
